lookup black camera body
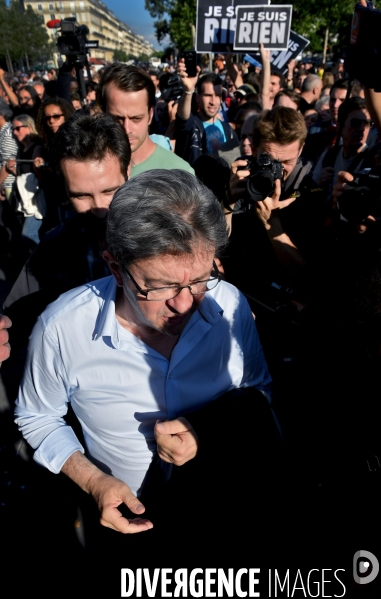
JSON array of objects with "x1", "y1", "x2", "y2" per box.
[
  {"x1": 57, "y1": 18, "x2": 90, "y2": 65},
  {"x1": 338, "y1": 165, "x2": 381, "y2": 223},
  {"x1": 160, "y1": 75, "x2": 184, "y2": 103},
  {"x1": 243, "y1": 153, "x2": 284, "y2": 202}
]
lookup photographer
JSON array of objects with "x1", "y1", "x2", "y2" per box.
[
  {"x1": 175, "y1": 60, "x2": 238, "y2": 166},
  {"x1": 224, "y1": 106, "x2": 326, "y2": 302}
]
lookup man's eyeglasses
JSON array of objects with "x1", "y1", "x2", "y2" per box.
[
  {"x1": 12, "y1": 125, "x2": 28, "y2": 132},
  {"x1": 44, "y1": 113, "x2": 64, "y2": 122},
  {"x1": 349, "y1": 117, "x2": 372, "y2": 128},
  {"x1": 123, "y1": 261, "x2": 221, "y2": 301}
]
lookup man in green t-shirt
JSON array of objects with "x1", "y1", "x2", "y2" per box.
[{"x1": 97, "y1": 64, "x2": 194, "y2": 178}]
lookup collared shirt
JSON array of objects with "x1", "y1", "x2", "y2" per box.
[{"x1": 15, "y1": 276, "x2": 271, "y2": 496}]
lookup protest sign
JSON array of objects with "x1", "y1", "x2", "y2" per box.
[
  {"x1": 245, "y1": 30, "x2": 310, "y2": 73},
  {"x1": 196, "y1": 0, "x2": 269, "y2": 53},
  {"x1": 233, "y1": 5, "x2": 292, "y2": 51},
  {"x1": 270, "y1": 30, "x2": 310, "y2": 71}
]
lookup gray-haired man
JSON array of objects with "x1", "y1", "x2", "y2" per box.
[{"x1": 15, "y1": 170, "x2": 279, "y2": 574}]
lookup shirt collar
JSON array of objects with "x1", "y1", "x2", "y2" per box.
[{"x1": 93, "y1": 276, "x2": 224, "y2": 342}]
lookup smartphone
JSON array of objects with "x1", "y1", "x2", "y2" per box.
[{"x1": 182, "y1": 51, "x2": 197, "y2": 77}]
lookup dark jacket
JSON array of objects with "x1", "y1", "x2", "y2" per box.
[{"x1": 175, "y1": 112, "x2": 238, "y2": 167}]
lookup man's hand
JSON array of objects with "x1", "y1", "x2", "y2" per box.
[
  {"x1": 86, "y1": 470, "x2": 153, "y2": 534},
  {"x1": 0, "y1": 314, "x2": 11, "y2": 365},
  {"x1": 167, "y1": 100, "x2": 178, "y2": 122},
  {"x1": 229, "y1": 158, "x2": 251, "y2": 205},
  {"x1": 319, "y1": 166, "x2": 335, "y2": 186},
  {"x1": 177, "y1": 57, "x2": 200, "y2": 92},
  {"x1": 5, "y1": 159, "x2": 16, "y2": 176},
  {"x1": 0, "y1": 68, "x2": 5, "y2": 81},
  {"x1": 33, "y1": 157, "x2": 45, "y2": 169},
  {"x1": 332, "y1": 170, "x2": 354, "y2": 207},
  {"x1": 155, "y1": 417, "x2": 199, "y2": 466},
  {"x1": 255, "y1": 179, "x2": 296, "y2": 229}
]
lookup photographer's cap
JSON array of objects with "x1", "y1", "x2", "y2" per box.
[{"x1": 234, "y1": 84, "x2": 257, "y2": 97}]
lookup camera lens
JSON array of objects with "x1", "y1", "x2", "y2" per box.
[{"x1": 246, "y1": 170, "x2": 275, "y2": 202}]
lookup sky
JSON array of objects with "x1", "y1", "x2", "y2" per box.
[{"x1": 105, "y1": 0, "x2": 164, "y2": 52}]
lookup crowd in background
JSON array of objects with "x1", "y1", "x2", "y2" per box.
[{"x1": 1, "y1": 23, "x2": 381, "y2": 592}]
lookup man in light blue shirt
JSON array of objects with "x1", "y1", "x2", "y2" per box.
[{"x1": 15, "y1": 169, "x2": 273, "y2": 539}]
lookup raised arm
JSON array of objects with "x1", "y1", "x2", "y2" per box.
[
  {"x1": 259, "y1": 43, "x2": 271, "y2": 110},
  {"x1": 0, "y1": 69, "x2": 19, "y2": 107},
  {"x1": 176, "y1": 57, "x2": 200, "y2": 121}
]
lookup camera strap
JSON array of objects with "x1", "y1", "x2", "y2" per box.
[{"x1": 280, "y1": 159, "x2": 312, "y2": 201}]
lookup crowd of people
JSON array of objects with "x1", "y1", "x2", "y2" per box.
[{"x1": 1, "y1": 1, "x2": 381, "y2": 593}]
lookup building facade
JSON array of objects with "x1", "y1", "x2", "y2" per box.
[{"x1": 27, "y1": 0, "x2": 155, "y2": 63}]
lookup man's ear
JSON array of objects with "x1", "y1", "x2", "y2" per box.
[
  {"x1": 298, "y1": 143, "x2": 305, "y2": 158},
  {"x1": 148, "y1": 106, "x2": 154, "y2": 126},
  {"x1": 103, "y1": 250, "x2": 123, "y2": 286}
]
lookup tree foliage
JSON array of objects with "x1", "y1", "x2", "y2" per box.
[
  {"x1": 145, "y1": 0, "x2": 196, "y2": 50},
  {"x1": 0, "y1": 0, "x2": 53, "y2": 70},
  {"x1": 273, "y1": 0, "x2": 355, "y2": 53},
  {"x1": 113, "y1": 49, "x2": 132, "y2": 63}
]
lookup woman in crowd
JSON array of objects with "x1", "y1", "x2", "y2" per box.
[
  {"x1": 5, "y1": 114, "x2": 45, "y2": 246},
  {"x1": 1, "y1": 82, "x2": 42, "y2": 121},
  {"x1": 36, "y1": 96, "x2": 74, "y2": 143},
  {"x1": 36, "y1": 97, "x2": 75, "y2": 231}
]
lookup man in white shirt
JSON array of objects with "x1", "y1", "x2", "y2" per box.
[{"x1": 15, "y1": 170, "x2": 277, "y2": 573}]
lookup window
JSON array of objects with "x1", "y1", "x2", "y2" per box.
[
  {"x1": 81, "y1": 13, "x2": 86, "y2": 21},
  {"x1": 70, "y1": 2, "x2": 75, "y2": 9},
  {"x1": 50, "y1": 13, "x2": 55, "y2": 19},
  {"x1": 59, "y1": 2, "x2": 64, "y2": 8},
  {"x1": 71, "y1": 12, "x2": 77, "y2": 20},
  {"x1": 37, "y1": 3, "x2": 42, "y2": 10},
  {"x1": 49, "y1": 3, "x2": 54, "y2": 9},
  {"x1": 79, "y1": 1, "x2": 84, "y2": 8}
]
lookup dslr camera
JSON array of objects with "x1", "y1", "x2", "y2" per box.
[
  {"x1": 338, "y1": 165, "x2": 381, "y2": 223},
  {"x1": 160, "y1": 75, "x2": 184, "y2": 103},
  {"x1": 240, "y1": 153, "x2": 283, "y2": 202}
]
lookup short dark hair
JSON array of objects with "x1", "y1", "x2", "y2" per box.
[
  {"x1": 270, "y1": 69, "x2": 285, "y2": 88},
  {"x1": 338, "y1": 96, "x2": 368, "y2": 125},
  {"x1": 252, "y1": 106, "x2": 307, "y2": 148},
  {"x1": 196, "y1": 72, "x2": 222, "y2": 95},
  {"x1": 330, "y1": 78, "x2": 349, "y2": 96},
  {"x1": 48, "y1": 113, "x2": 131, "y2": 177},
  {"x1": 107, "y1": 169, "x2": 228, "y2": 268},
  {"x1": 97, "y1": 64, "x2": 156, "y2": 112}
]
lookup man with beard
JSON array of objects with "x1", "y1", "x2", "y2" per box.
[{"x1": 2, "y1": 113, "x2": 130, "y2": 394}]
